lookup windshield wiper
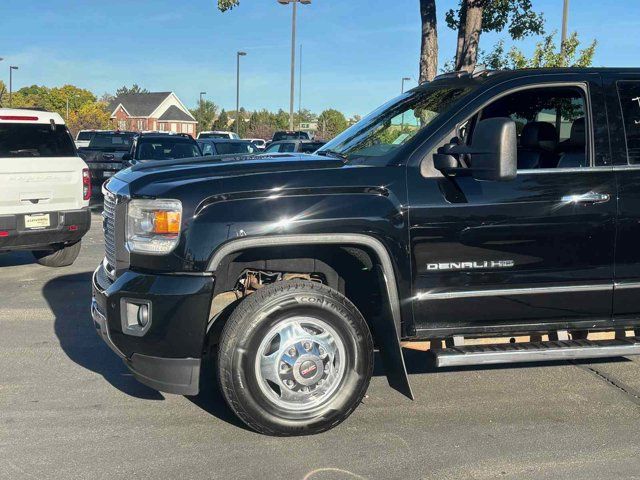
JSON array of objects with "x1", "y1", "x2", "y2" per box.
[{"x1": 316, "y1": 149, "x2": 348, "y2": 160}]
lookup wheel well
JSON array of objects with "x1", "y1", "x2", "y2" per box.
[{"x1": 205, "y1": 245, "x2": 386, "y2": 347}]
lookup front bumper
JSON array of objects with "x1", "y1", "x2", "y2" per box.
[
  {"x1": 91, "y1": 263, "x2": 214, "y2": 395},
  {"x1": 0, "y1": 207, "x2": 90, "y2": 251}
]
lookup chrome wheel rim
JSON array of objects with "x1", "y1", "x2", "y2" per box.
[{"x1": 254, "y1": 316, "x2": 346, "y2": 412}]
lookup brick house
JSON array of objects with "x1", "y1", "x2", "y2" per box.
[{"x1": 109, "y1": 92, "x2": 198, "y2": 137}]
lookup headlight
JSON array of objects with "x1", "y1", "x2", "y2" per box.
[{"x1": 126, "y1": 199, "x2": 182, "y2": 255}]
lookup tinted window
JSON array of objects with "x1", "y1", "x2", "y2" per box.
[
  {"x1": 89, "y1": 132, "x2": 134, "y2": 151},
  {"x1": 264, "y1": 143, "x2": 282, "y2": 153},
  {"x1": 215, "y1": 142, "x2": 257, "y2": 155},
  {"x1": 477, "y1": 86, "x2": 588, "y2": 169},
  {"x1": 617, "y1": 81, "x2": 640, "y2": 164},
  {"x1": 318, "y1": 85, "x2": 475, "y2": 163},
  {"x1": 77, "y1": 131, "x2": 95, "y2": 141},
  {"x1": 137, "y1": 138, "x2": 201, "y2": 160},
  {"x1": 0, "y1": 123, "x2": 76, "y2": 158},
  {"x1": 280, "y1": 142, "x2": 296, "y2": 153},
  {"x1": 273, "y1": 131, "x2": 310, "y2": 141},
  {"x1": 199, "y1": 133, "x2": 229, "y2": 139},
  {"x1": 299, "y1": 142, "x2": 324, "y2": 153},
  {"x1": 198, "y1": 142, "x2": 215, "y2": 155}
]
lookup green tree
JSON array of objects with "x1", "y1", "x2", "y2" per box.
[
  {"x1": 190, "y1": 100, "x2": 219, "y2": 133},
  {"x1": 10, "y1": 84, "x2": 96, "y2": 119},
  {"x1": 217, "y1": 0, "x2": 239, "y2": 12},
  {"x1": 115, "y1": 84, "x2": 149, "y2": 96},
  {"x1": 317, "y1": 109, "x2": 348, "y2": 140},
  {"x1": 446, "y1": 0, "x2": 545, "y2": 72},
  {"x1": 212, "y1": 109, "x2": 230, "y2": 131},
  {"x1": 67, "y1": 102, "x2": 112, "y2": 137},
  {"x1": 481, "y1": 31, "x2": 597, "y2": 70}
]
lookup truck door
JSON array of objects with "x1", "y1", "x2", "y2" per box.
[
  {"x1": 407, "y1": 74, "x2": 616, "y2": 335},
  {"x1": 606, "y1": 73, "x2": 640, "y2": 324}
]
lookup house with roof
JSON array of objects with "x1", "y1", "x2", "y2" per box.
[{"x1": 109, "y1": 92, "x2": 198, "y2": 137}]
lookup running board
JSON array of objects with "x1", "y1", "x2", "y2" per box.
[{"x1": 432, "y1": 337, "x2": 640, "y2": 368}]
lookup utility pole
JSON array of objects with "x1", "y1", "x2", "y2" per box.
[
  {"x1": 199, "y1": 91, "x2": 206, "y2": 109},
  {"x1": 561, "y1": 0, "x2": 570, "y2": 62},
  {"x1": 9, "y1": 65, "x2": 18, "y2": 107},
  {"x1": 236, "y1": 51, "x2": 247, "y2": 135},
  {"x1": 278, "y1": 0, "x2": 311, "y2": 132},
  {"x1": 298, "y1": 44, "x2": 302, "y2": 129}
]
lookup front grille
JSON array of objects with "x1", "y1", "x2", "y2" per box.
[{"x1": 103, "y1": 188, "x2": 117, "y2": 274}]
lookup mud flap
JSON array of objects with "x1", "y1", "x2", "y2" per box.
[{"x1": 371, "y1": 265, "x2": 414, "y2": 400}]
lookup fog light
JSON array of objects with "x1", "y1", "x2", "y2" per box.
[
  {"x1": 121, "y1": 299, "x2": 152, "y2": 336},
  {"x1": 137, "y1": 304, "x2": 149, "y2": 327}
]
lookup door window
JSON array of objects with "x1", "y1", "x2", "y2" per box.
[
  {"x1": 616, "y1": 81, "x2": 640, "y2": 164},
  {"x1": 470, "y1": 86, "x2": 589, "y2": 170}
]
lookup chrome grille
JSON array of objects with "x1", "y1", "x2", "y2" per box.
[{"x1": 102, "y1": 188, "x2": 117, "y2": 274}]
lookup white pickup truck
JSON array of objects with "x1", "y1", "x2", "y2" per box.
[{"x1": 0, "y1": 109, "x2": 91, "y2": 266}]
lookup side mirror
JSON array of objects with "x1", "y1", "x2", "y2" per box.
[{"x1": 434, "y1": 117, "x2": 517, "y2": 182}]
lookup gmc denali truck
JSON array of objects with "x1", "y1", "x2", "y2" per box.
[
  {"x1": 92, "y1": 68, "x2": 640, "y2": 436},
  {"x1": 0, "y1": 109, "x2": 91, "y2": 266}
]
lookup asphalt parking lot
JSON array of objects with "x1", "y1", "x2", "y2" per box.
[{"x1": 2, "y1": 211, "x2": 640, "y2": 480}]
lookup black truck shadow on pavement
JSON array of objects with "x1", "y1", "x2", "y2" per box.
[{"x1": 44, "y1": 271, "x2": 163, "y2": 401}]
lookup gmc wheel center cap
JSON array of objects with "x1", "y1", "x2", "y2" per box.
[{"x1": 292, "y1": 354, "x2": 324, "y2": 386}]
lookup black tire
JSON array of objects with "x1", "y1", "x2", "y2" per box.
[
  {"x1": 32, "y1": 241, "x2": 81, "y2": 267},
  {"x1": 217, "y1": 279, "x2": 373, "y2": 436}
]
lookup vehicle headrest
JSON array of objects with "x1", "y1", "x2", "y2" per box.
[
  {"x1": 521, "y1": 121, "x2": 557, "y2": 152},
  {"x1": 568, "y1": 117, "x2": 585, "y2": 146}
]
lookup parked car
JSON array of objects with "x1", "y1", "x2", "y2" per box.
[
  {"x1": 92, "y1": 67, "x2": 640, "y2": 436},
  {"x1": 77, "y1": 131, "x2": 136, "y2": 187},
  {"x1": 271, "y1": 130, "x2": 310, "y2": 142},
  {"x1": 0, "y1": 109, "x2": 91, "y2": 266},
  {"x1": 197, "y1": 131, "x2": 240, "y2": 140},
  {"x1": 263, "y1": 139, "x2": 325, "y2": 154},
  {"x1": 75, "y1": 129, "x2": 104, "y2": 149},
  {"x1": 123, "y1": 133, "x2": 202, "y2": 167},
  {"x1": 197, "y1": 138, "x2": 261, "y2": 157},
  {"x1": 246, "y1": 138, "x2": 266, "y2": 150}
]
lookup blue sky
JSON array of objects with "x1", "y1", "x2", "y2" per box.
[{"x1": 0, "y1": 0, "x2": 638, "y2": 117}]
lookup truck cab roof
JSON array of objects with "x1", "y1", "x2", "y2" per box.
[{"x1": 0, "y1": 108, "x2": 66, "y2": 125}]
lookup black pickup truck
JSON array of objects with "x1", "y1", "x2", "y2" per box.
[
  {"x1": 92, "y1": 68, "x2": 640, "y2": 436},
  {"x1": 78, "y1": 131, "x2": 135, "y2": 187}
]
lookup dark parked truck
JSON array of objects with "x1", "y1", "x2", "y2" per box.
[
  {"x1": 78, "y1": 131, "x2": 135, "y2": 187},
  {"x1": 92, "y1": 68, "x2": 640, "y2": 436}
]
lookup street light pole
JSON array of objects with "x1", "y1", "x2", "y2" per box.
[
  {"x1": 278, "y1": 0, "x2": 311, "y2": 132},
  {"x1": 9, "y1": 66, "x2": 18, "y2": 108},
  {"x1": 199, "y1": 91, "x2": 207, "y2": 109},
  {"x1": 236, "y1": 51, "x2": 247, "y2": 136},
  {"x1": 561, "y1": 0, "x2": 570, "y2": 62}
]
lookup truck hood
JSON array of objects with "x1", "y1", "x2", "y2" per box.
[{"x1": 112, "y1": 153, "x2": 345, "y2": 196}]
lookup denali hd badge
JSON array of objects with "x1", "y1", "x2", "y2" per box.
[{"x1": 426, "y1": 260, "x2": 515, "y2": 271}]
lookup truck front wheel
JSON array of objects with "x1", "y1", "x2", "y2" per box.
[
  {"x1": 217, "y1": 279, "x2": 373, "y2": 436},
  {"x1": 32, "y1": 241, "x2": 81, "y2": 267}
]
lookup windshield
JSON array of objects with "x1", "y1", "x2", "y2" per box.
[
  {"x1": 318, "y1": 84, "x2": 475, "y2": 163},
  {"x1": 88, "y1": 132, "x2": 134, "y2": 151},
  {"x1": 137, "y1": 138, "x2": 201, "y2": 160},
  {"x1": 199, "y1": 132, "x2": 230, "y2": 139},
  {"x1": 273, "y1": 131, "x2": 309, "y2": 141},
  {"x1": 77, "y1": 131, "x2": 95, "y2": 141},
  {"x1": 0, "y1": 123, "x2": 76, "y2": 158},
  {"x1": 215, "y1": 141, "x2": 258, "y2": 155}
]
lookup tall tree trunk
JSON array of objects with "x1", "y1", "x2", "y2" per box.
[
  {"x1": 456, "y1": 0, "x2": 484, "y2": 72},
  {"x1": 419, "y1": 0, "x2": 438, "y2": 84},
  {"x1": 454, "y1": 1, "x2": 468, "y2": 70}
]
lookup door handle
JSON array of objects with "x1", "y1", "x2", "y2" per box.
[{"x1": 561, "y1": 192, "x2": 611, "y2": 204}]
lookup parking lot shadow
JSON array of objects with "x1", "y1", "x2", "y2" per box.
[
  {"x1": 0, "y1": 251, "x2": 37, "y2": 267},
  {"x1": 44, "y1": 271, "x2": 163, "y2": 400}
]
